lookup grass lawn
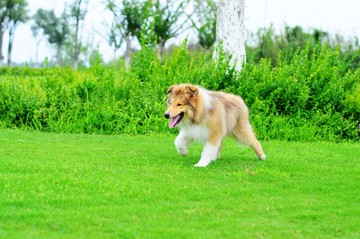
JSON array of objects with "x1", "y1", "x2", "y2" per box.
[{"x1": 1, "y1": 129, "x2": 359, "y2": 238}]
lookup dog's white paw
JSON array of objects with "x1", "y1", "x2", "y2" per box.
[
  {"x1": 177, "y1": 147, "x2": 189, "y2": 157},
  {"x1": 258, "y1": 154, "x2": 266, "y2": 160},
  {"x1": 194, "y1": 158, "x2": 212, "y2": 167}
]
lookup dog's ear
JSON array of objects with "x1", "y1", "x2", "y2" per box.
[
  {"x1": 185, "y1": 85, "x2": 198, "y2": 97},
  {"x1": 167, "y1": 86, "x2": 174, "y2": 94}
]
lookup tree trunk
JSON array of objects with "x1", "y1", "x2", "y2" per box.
[
  {"x1": 7, "y1": 29, "x2": 14, "y2": 66},
  {"x1": 35, "y1": 41, "x2": 40, "y2": 67},
  {"x1": 7, "y1": 25, "x2": 17, "y2": 67},
  {"x1": 157, "y1": 40, "x2": 164, "y2": 61},
  {"x1": 72, "y1": 43, "x2": 79, "y2": 69},
  {"x1": 71, "y1": 0, "x2": 88, "y2": 69},
  {"x1": 56, "y1": 44, "x2": 62, "y2": 66},
  {"x1": 124, "y1": 36, "x2": 132, "y2": 70},
  {"x1": 0, "y1": 24, "x2": 4, "y2": 66},
  {"x1": 215, "y1": 0, "x2": 246, "y2": 72},
  {"x1": 72, "y1": 5, "x2": 80, "y2": 69},
  {"x1": 72, "y1": 49, "x2": 79, "y2": 69}
]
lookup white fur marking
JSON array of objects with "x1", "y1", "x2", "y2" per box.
[
  {"x1": 175, "y1": 131, "x2": 190, "y2": 156},
  {"x1": 258, "y1": 154, "x2": 266, "y2": 160},
  {"x1": 198, "y1": 87, "x2": 213, "y2": 110},
  {"x1": 194, "y1": 143, "x2": 219, "y2": 167},
  {"x1": 179, "y1": 123, "x2": 209, "y2": 143}
]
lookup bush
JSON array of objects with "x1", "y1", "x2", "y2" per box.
[
  {"x1": 232, "y1": 43, "x2": 360, "y2": 141},
  {"x1": 0, "y1": 42, "x2": 359, "y2": 142}
]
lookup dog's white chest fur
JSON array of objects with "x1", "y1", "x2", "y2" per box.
[{"x1": 179, "y1": 123, "x2": 209, "y2": 143}]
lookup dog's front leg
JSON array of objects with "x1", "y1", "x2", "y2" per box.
[
  {"x1": 194, "y1": 142, "x2": 220, "y2": 167},
  {"x1": 175, "y1": 131, "x2": 191, "y2": 156}
]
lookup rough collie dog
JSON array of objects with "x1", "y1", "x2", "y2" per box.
[{"x1": 164, "y1": 84, "x2": 266, "y2": 167}]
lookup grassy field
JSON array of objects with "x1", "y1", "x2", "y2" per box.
[{"x1": 1, "y1": 129, "x2": 359, "y2": 238}]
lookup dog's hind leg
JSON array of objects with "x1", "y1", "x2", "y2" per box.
[
  {"x1": 233, "y1": 121, "x2": 266, "y2": 160},
  {"x1": 249, "y1": 140, "x2": 266, "y2": 160},
  {"x1": 175, "y1": 131, "x2": 191, "y2": 157}
]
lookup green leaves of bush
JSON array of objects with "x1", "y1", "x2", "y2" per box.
[
  {"x1": 233, "y1": 43, "x2": 360, "y2": 141},
  {"x1": 0, "y1": 41, "x2": 359, "y2": 142}
]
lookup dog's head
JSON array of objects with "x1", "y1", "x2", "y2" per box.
[{"x1": 164, "y1": 84, "x2": 198, "y2": 128}]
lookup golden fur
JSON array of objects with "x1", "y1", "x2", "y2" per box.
[{"x1": 164, "y1": 84, "x2": 266, "y2": 167}]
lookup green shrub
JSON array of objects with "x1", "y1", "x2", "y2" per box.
[
  {"x1": 231, "y1": 43, "x2": 360, "y2": 141},
  {"x1": 0, "y1": 42, "x2": 359, "y2": 142}
]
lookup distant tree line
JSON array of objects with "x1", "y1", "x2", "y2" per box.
[
  {"x1": 0, "y1": 0, "x2": 28, "y2": 66},
  {"x1": 0, "y1": 0, "x2": 216, "y2": 68},
  {"x1": 0, "y1": 0, "x2": 359, "y2": 69},
  {"x1": 246, "y1": 25, "x2": 360, "y2": 70}
]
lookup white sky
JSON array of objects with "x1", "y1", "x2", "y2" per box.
[{"x1": 5, "y1": 0, "x2": 360, "y2": 64}]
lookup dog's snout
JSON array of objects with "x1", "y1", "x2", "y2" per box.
[{"x1": 164, "y1": 112, "x2": 170, "y2": 119}]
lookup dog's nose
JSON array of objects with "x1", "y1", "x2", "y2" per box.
[{"x1": 164, "y1": 112, "x2": 170, "y2": 119}]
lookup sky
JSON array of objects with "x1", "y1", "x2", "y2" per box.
[{"x1": 5, "y1": 0, "x2": 360, "y2": 64}]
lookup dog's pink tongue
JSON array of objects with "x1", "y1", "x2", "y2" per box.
[{"x1": 169, "y1": 115, "x2": 180, "y2": 128}]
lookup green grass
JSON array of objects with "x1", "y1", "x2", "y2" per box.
[{"x1": 1, "y1": 129, "x2": 359, "y2": 238}]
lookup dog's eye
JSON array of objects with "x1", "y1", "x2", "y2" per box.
[{"x1": 177, "y1": 104, "x2": 182, "y2": 106}]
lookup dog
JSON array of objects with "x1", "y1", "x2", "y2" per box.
[{"x1": 164, "y1": 84, "x2": 266, "y2": 167}]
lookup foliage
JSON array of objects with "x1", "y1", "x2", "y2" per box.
[
  {"x1": 1, "y1": 130, "x2": 360, "y2": 238},
  {"x1": 67, "y1": 0, "x2": 89, "y2": 69},
  {"x1": 0, "y1": 41, "x2": 359, "y2": 142},
  {"x1": 33, "y1": 9, "x2": 69, "y2": 65},
  {"x1": 238, "y1": 42, "x2": 360, "y2": 141},
  {"x1": 191, "y1": 0, "x2": 217, "y2": 50},
  {"x1": 105, "y1": 0, "x2": 150, "y2": 68},
  {"x1": 105, "y1": 0, "x2": 147, "y2": 43},
  {"x1": 0, "y1": 0, "x2": 29, "y2": 66},
  {"x1": 246, "y1": 25, "x2": 360, "y2": 70},
  {"x1": 104, "y1": 0, "x2": 191, "y2": 61},
  {"x1": 32, "y1": 1, "x2": 91, "y2": 68},
  {"x1": 5, "y1": 0, "x2": 28, "y2": 66},
  {"x1": 151, "y1": 0, "x2": 191, "y2": 55}
]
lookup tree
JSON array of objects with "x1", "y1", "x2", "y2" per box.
[
  {"x1": 0, "y1": 0, "x2": 28, "y2": 66},
  {"x1": 30, "y1": 24, "x2": 42, "y2": 67},
  {"x1": 33, "y1": 8, "x2": 69, "y2": 66},
  {"x1": 246, "y1": 25, "x2": 332, "y2": 66},
  {"x1": 99, "y1": 18, "x2": 123, "y2": 62},
  {"x1": 151, "y1": 0, "x2": 191, "y2": 59},
  {"x1": 191, "y1": 0, "x2": 216, "y2": 50},
  {"x1": 68, "y1": 0, "x2": 89, "y2": 69},
  {"x1": 6, "y1": 0, "x2": 28, "y2": 66},
  {"x1": 0, "y1": 0, "x2": 8, "y2": 66},
  {"x1": 215, "y1": 0, "x2": 246, "y2": 71},
  {"x1": 105, "y1": 0, "x2": 147, "y2": 68}
]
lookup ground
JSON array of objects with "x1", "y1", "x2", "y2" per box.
[{"x1": 1, "y1": 129, "x2": 359, "y2": 238}]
